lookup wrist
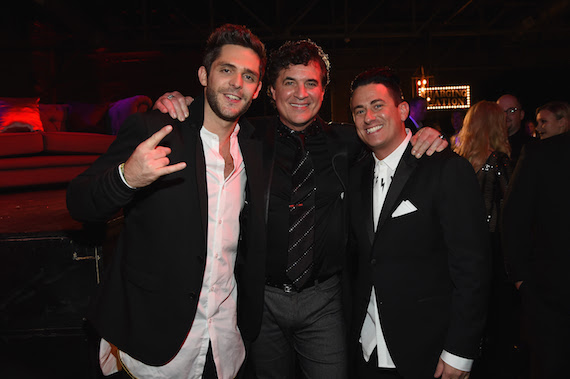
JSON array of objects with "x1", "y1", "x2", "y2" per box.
[{"x1": 119, "y1": 163, "x2": 137, "y2": 189}]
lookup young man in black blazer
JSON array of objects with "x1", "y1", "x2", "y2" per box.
[
  {"x1": 347, "y1": 67, "x2": 491, "y2": 379},
  {"x1": 67, "y1": 24, "x2": 268, "y2": 378}
]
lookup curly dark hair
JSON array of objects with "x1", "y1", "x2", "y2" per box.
[
  {"x1": 266, "y1": 39, "x2": 330, "y2": 95},
  {"x1": 350, "y1": 66, "x2": 404, "y2": 105},
  {"x1": 202, "y1": 24, "x2": 267, "y2": 80}
]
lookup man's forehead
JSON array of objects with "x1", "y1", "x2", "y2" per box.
[
  {"x1": 497, "y1": 95, "x2": 519, "y2": 109},
  {"x1": 280, "y1": 61, "x2": 322, "y2": 78},
  {"x1": 215, "y1": 45, "x2": 260, "y2": 71},
  {"x1": 352, "y1": 83, "x2": 391, "y2": 103}
]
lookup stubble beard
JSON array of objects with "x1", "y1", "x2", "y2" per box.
[{"x1": 206, "y1": 86, "x2": 251, "y2": 122}]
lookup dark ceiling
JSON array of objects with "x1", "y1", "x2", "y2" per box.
[
  {"x1": 7, "y1": 0, "x2": 569, "y2": 60},
  {"x1": 3, "y1": 0, "x2": 569, "y2": 123}
]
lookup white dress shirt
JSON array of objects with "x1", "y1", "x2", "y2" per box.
[
  {"x1": 360, "y1": 129, "x2": 472, "y2": 372},
  {"x1": 101, "y1": 124, "x2": 247, "y2": 378}
]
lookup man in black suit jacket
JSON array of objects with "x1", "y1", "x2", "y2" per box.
[
  {"x1": 347, "y1": 67, "x2": 491, "y2": 379},
  {"x1": 67, "y1": 24, "x2": 268, "y2": 378},
  {"x1": 502, "y1": 132, "x2": 570, "y2": 379}
]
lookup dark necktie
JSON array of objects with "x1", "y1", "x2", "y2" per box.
[{"x1": 286, "y1": 133, "x2": 316, "y2": 290}]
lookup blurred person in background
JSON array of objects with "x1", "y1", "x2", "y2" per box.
[
  {"x1": 535, "y1": 101, "x2": 570, "y2": 140},
  {"x1": 497, "y1": 94, "x2": 533, "y2": 169},
  {"x1": 454, "y1": 100, "x2": 519, "y2": 377}
]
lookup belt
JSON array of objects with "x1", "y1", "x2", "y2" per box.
[{"x1": 265, "y1": 273, "x2": 335, "y2": 293}]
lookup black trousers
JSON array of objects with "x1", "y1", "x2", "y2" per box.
[{"x1": 521, "y1": 283, "x2": 570, "y2": 379}]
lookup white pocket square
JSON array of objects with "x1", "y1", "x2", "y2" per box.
[{"x1": 391, "y1": 200, "x2": 417, "y2": 218}]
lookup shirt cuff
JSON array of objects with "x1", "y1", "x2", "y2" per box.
[
  {"x1": 118, "y1": 163, "x2": 137, "y2": 190},
  {"x1": 440, "y1": 350, "x2": 473, "y2": 372}
]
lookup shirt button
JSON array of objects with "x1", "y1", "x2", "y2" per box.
[
  {"x1": 370, "y1": 258, "x2": 377, "y2": 266},
  {"x1": 218, "y1": 220, "x2": 222, "y2": 225}
]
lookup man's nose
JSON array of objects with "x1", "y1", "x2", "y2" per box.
[
  {"x1": 295, "y1": 85, "x2": 308, "y2": 98},
  {"x1": 365, "y1": 109, "x2": 375, "y2": 123},
  {"x1": 230, "y1": 74, "x2": 243, "y2": 88}
]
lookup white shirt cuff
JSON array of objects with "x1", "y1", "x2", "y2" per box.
[
  {"x1": 118, "y1": 164, "x2": 137, "y2": 189},
  {"x1": 440, "y1": 350, "x2": 473, "y2": 372}
]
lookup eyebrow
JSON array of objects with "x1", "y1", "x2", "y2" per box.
[
  {"x1": 218, "y1": 62, "x2": 259, "y2": 78},
  {"x1": 283, "y1": 76, "x2": 319, "y2": 84},
  {"x1": 353, "y1": 99, "x2": 383, "y2": 111}
]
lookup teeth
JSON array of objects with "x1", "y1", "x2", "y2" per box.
[
  {"x1": 367, "y1": 125, "x2": 383, "y2": 134},
  {"x1": 227, "y1": 94, "x2": 240, "y2": 100},
  {"x1": 291, "y1": 103, "x2": 308, "y2": 108}
]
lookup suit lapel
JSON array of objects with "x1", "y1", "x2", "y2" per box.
[
  {"x1": 183, "y1": 97, "x2": 208, "y2": 244},
  {"x1": 375, "y1": 143, "x2": 417, "y2": 237},
  {"x1": 239, "y1": 120, "x2": 265, "y2": 215},
  {"x1": 194, "y1": 137, "x2": 208, "y2": 242},
  {"x1": 359, "y1": 155, "x2": 376, "y2": 246}
]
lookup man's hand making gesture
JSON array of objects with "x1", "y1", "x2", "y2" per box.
[{"x1": 123, "y1": 125, "x2": 187, "y2": 188}]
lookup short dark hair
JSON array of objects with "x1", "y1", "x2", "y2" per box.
[
  {"x1": 350, "y1": 67, "x2": 404, "y2": 105},
  {"x1": 202, "y1": 24, "x2": 267, "y2": 79},
  {"x1": 266, "y1": 39, "x2": 331, "y2": 93}
]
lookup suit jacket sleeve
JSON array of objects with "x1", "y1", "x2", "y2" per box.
[
  {"x1": 67, "y1": 113, "x2": 149, "y2": 223},
  {"x1": 438, "y1": 155, "x2": 492, "y2": 358}
]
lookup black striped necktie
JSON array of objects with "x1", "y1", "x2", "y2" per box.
[{"x1": 286, "y1": 133, "x2": 315, "y2": 290}]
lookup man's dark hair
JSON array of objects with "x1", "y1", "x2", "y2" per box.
[
  {"x1": 203, "y1": 24, "x2": 267, "y2": 79},
  {"x1": 266, "y1": 39, "x2": 331, "y2": 93},
  {"x1": 350, "y1": 67, "x2": 404, "y2": 105}
]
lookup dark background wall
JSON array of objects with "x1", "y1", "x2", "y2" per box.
[{"x1": 2, "y1": 0, "x2": 569, "y2": 135}]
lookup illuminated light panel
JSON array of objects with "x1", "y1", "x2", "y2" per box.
[{"x1": 418, "y1": 85, "x2": 471, "y2": 110}]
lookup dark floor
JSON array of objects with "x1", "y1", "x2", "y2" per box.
[{"x1": 1, "y1": 185, "x2": 109, "y2": 378}]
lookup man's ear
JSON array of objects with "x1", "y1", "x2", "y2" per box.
[
  {"x1": 520, "y1": 109, "x2": 525, "y2": 120},
  {"x1": 198, "y1": 66, "x2": 208, "y2": 87},
  {"x1": 399, "y1": 101, "x2": 410, "y2": 122},
  {"x1": 253, "y1": 82, "x2": 262, "y2": 100},
  {"x1": 269, "y1": 86, "x2": 277, "y2": 102}
]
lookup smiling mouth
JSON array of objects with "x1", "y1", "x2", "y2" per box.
[
  {"x1": 366, "y1": 125, "x2": 383, "y2": 134},
  {"x1": 225, "y1": 94, "x2": 241, "y2": 101},
  {"x1": 290, "y1": 103, "x2": 309, "y2": 108}
]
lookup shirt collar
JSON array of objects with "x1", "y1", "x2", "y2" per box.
[
  {"x1": 200, "y1": 123, "x2": 241, "y2": 141},
  {"x1": 276, "y1": 118, "x2": 321, "y2": 138},
  {"x1": 373, "y1": 129, "x2": 412, "y2": 171}
]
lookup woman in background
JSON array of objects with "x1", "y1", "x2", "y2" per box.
[
  {"x1": 454, "y1": 100, "x2": 517, "y2": 377},
  {"x1": 535, "y1": 101, "x2": 570, "y2": 139},
  {"x1": 455, "y1": 100, "x2": 511, "y2": 232}
]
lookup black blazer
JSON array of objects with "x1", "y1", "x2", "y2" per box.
[
  {"x1": 347, "y1": 144, "x2": 491, "y2": 378},
  {"x1": 67, "y1": 97, "x2": 267, "y2": 366},
  {"x1": 248, "y1": 116, "x2": 363, "y2": 278},
  {"x1": 502, "y1": 132, "x2": 570, "y2": 315}
]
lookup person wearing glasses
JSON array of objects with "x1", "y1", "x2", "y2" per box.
[{"x1": 496, "y1": 94, "x2": 536, "y2": 169}]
